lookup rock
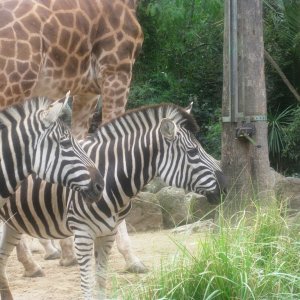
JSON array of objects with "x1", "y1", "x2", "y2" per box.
[
  {"x1": 142, "y1": 177, "x2": 167, "y2": 194},
  {"x1": 275, "y1": 177, "x2": 300, "y2": 215},
  {"x1": 156, "y1": 187, "x2": 190, "y2": 228},
  {"x1": 185, "y1": 192, "x2": 217, "y2": 221},
  {"x1": 126, "y1": 192, "x2": 163, "y2": 232},
  {"x1": 172, "y1": 219, "x2": 216, "y2": 234}
]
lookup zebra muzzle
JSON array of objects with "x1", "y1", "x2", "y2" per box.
[{"x1": 81, "y1": 167, "x2": 104, "y2": 204}]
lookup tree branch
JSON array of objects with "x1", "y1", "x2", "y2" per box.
[{"x1": 264, "y1": 49, "x2": 300, "y2": 103}]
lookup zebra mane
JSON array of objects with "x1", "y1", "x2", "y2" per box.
[
  {"x1": 98, "y1": 103, "x2": 199, "y2": 134},
  {"x1": 0, "y1": 97, "x2": 52, "y2": 126}
]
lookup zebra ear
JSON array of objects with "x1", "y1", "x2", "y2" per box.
[
  {"x1": 42, "y1": 91, "x2": 71, "y2": 126},
  {"x1": 160, "y1": 118, "x2": 177, "y2": 140},
  {"x1": 185, "y1": 102, "x2": 193, "y2": 114}
]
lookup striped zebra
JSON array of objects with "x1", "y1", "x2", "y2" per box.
[
  {"x1": 0, "y1": 103, "x2": 226, "y2": 300},
  {"x1": 0, "y1": 94, "x2": 103, "y2": 208}
]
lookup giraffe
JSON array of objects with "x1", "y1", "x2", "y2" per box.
[
  {"x1": 0, "y1": 0, "x2": 147, "y2": 274},
  {"x1": 0, "y1": 0, "x2": 143, "y2": 138}
]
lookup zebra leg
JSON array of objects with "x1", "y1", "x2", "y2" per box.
[
  {"x1": 38, "y1": 239, "x2": 61, "y2": 260},
  {"x1": 74, "y1": 233, "x2": 94, "y2": 300},
  {"x1": 94, "y1": 235, "x2": 115, "y2": 300},
  {"x1": 17, "y1": 236, "x2": 45, "y2": 277},
  {"x1": 59, "y1": 237, "x2": 77, "y2": 266},
  {"x1": 0, "y1": 225, "x2": 22, "y2": 300},
  {"x1": 116, "y1": 220, "x2": 148, "y2": 273}
]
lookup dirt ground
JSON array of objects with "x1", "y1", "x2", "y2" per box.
[{"x1": 6, "y1": 230, "x2": 200, "y2": 300}]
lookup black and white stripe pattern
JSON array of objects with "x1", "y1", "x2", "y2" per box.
[
  {"x1": 0, "y1": 103, "x2": 226, "y2": 299},
  {"x1": 0, "y1": 96, "x2": 103, "y2": 207}
]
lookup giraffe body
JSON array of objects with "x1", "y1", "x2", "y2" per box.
[{"x1": 0, "y1": 0, "x2": 143, "y2": 136}]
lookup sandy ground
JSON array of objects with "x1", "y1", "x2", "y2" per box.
[{"x1": 6, "y1": 230, "x2": 200, "y2": 300}]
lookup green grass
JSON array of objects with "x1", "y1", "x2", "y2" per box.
[{"x1": 119, "y1": 205, "x2": 300, "y2": 300}]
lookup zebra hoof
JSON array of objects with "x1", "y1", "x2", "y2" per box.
[
  {"x1": 59, "y1": 257, "x2": 78, "y2": 267},
  {"x1": 125, "y1": 262, "x2": 149, "y2": 274},
  {"x1": 44, "y1": 250, "x2": 61, "y2": 260},
  {"x1": 23, "y1": 268, "x2": 45, "y2": 278}
]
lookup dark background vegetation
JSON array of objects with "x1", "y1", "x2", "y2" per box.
[{"x1": 128, "y1": 0, "x2": 300, "y2": 176}]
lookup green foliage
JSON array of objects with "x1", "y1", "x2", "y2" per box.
[
  {"x1": 120, "y1": 205, "x2": 300, "y2": 299},
  {"x1": 281, "y1": 106, "x2": 300, "y2": 173},
  {"x1": 267, "y1": 105, "x2": 293, "y2": 157},
  {"x1": 131, "y1": 0, "x2": 224, "y2": 122}
]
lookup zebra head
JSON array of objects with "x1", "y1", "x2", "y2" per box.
[
  {"x1": 31, "y1": 94, "x2": 104, "y2": 204},
  {"x1": 157, "y1": 104, "x2": 227, "y2": 204}
]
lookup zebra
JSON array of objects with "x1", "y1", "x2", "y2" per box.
[
  {"x1": 0, "y1": 93, "x2": 103, "y2": 207},
  {"x1": 0, "y1": 103, "x2": 226, "y2": 300}
]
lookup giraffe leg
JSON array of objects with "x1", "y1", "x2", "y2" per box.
[
  {"x1": 59, "y1": 237, "x2": 77, "y2": 267},
  {"x1": 71, "y1": 95, "x2": 100, "y2": 139},
  {"x1": 73, "y1": 233, "x2": 94, "y2": 300},
  {"x1": 94, "y1": 235, "x2": 116, "y2": 300},
  {"x1": 38, "y1": 239, "x2": 61, "y2": 260},
  {"x1": 116, "y1": 220, "x2": 148, "y2": 273},
  {"x1": 0, "y1": 225, "x2": 22, "y2": 300},
  {"x1": 17, "y1": 236, "x2": 45, "y2": 277},
  {"x1": 100, "y1": 72, "x2": 129, "y2": 123}
]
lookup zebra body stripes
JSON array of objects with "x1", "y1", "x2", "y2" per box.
[
  {"x1": 0, "y1": 103, "x2": 226, "y2": 299},
  {"x1": 0, "y1": 96, "x2": 103, "y2": 208}
]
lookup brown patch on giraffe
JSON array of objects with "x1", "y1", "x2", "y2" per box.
[
  {"x1": 4, "y1": 86, "x2": 13, "y2": 97},
  {"x1": 101, "y1": 35, "x2": 116, "y2": 52},
  {"x1": 17, "y1": 61, "x2": 29, "y2": 74},
  {"x1": 0, "y1": 10, "x2": 13, "y2": 28},
  {"x1": 29, "y1": 36, "x2": 41, "y2": 51},
  {"x1": 1, "y1": 40, "x2": 15, "y2": 58},
  {"x1": 12, "y1": 84, "x2": 21, "y2": 95},
  {"x1": 96, "y1": 17, "x2": 110, "y2": 37},
  {"x1": 14, "y1": 2, "x2": 33, "y2": 18},
  {"x1": 53, "y1": 69, "x2": 63, "y2": 78},
  {"x1": 16, "y1": 42, "x2": 30, "y2": 60},
  {"x1": 116, "y1": 97, "x2": 125, "y2": 107},
  {"x1": 116, "y1": 31, "x2": 124, "y2": 41},
  {"x1": 112, "y1": 82, "x2": 120, "y2": 89},
  {"x1": 0, "y1": 59, "x2": 6, "y2": 70},
  {"x1": 59, "y1": 29, "x2": 71, "y2": 49},
  {"x1": 76, "y1": 38, "x2": 89, "y2": 57},
  {"x1": 116, "y1": 63, "x2": 131, "y2": 73},
  {"x1": 43, "y1": 18, "x2": 59, "y2": 44},
  {"x1": 76, "y1": 12, "x2": 90, "y2": 34},
  {"x1": 0, "y1": 74, "x2": 7, "y2": 90},
  {"x1": 9, "y1": 72, "x2": 21, "y2": 83},
  {"x1": 52, "y1": 0, "x2": 77, "y2": 11},
  {"x1": 80, "y1": 55, "x2": 90, "y2": 73},
  {"x1": 22, "y1": 14, "x2": 41, "y2": 33},
  {"x1": 24, "y1": 70, "x2": 37, "y2": 81},
  {"x1": 108, "y1": 4, "x2": 123, "y2": 29},
  {"x1": 69, "y1": 32, "x2": 81, "y2": 53},
  {"x1": 6, "y1": 60, "x2": 16, "y2": 74},
  {"x1": 117, "y1": 73, "x2": 128, "y2": 85},
  {"x1": 123, "y1": 10, "x2": 141, "y2": 38},
  {"x1": 0, "y1": 27, "x2": 14, "y2": 39},
  {"x1": 36, "y1": 5, "x2": 52, "y2": 21},
  {"x1": 13, "y1": 22, "x2": 29, "y2": 40},
  {"x1": 117, "y1": 40, "x2": 134, "y2": 60},
  {"x1": 50, "y1": 47, "x2": 67, "y2": 67},
  {"x1": 78, "y1": 1, "x2": 98, "y2": 20},
  {"x1": 99, "y1": 53, "x2": 118, "y2": 66},
  {"x1": 65, "y1": 56, "x2": 79, "y2": 78},
  {"x1": 116, "y1": 87, "x2": 126, "y2": 95},
  {"x1": 21, "y1": 80, "x2": 35, "y2": 93},
  {"x1": 56, "y1": 12, "x2": 74, "y2": 28},
  {"x1": 1, "y1": 0, "x2": 19, "y2": 11}
]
